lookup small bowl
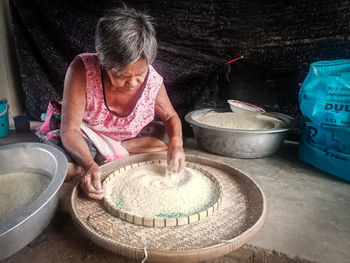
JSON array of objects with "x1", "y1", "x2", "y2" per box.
[{"x1": 227, "y1": 100, "x2": 265, "y2": 114}]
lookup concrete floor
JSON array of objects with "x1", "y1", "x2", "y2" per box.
[
  {"x1": 185, "y1": 139, "x2": 350, "y2": 263},
  {"x1": 1, "y1": 129, "x2": 349, "y2": 263}
]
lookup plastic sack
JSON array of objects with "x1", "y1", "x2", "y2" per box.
[{"x1": 298, "y1": 60, "x2": 350, "y2": 181}]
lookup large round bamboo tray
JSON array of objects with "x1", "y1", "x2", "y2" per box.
[
  {"x1": 103, "y1": 159, "x2": 223, "y2": 227},
  {"x1": 70, "y1": 153, "x2": 267, "y2": 263}
]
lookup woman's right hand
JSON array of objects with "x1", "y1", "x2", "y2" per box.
[{"x1": 80, "y1": 162, "x2": 106, "y2": 200}]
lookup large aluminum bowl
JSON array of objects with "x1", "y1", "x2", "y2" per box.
[
  {"x1": 185, "y1": 108, "x2": 293, "y2": 158},
  {"x1": 0, "y1": 143, "x2": 67, "y2": 260}
]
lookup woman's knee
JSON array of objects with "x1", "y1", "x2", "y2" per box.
[
  {"x1": 66, "y1": 162, "x2": 84, "y2": 181},
  {"x1": 122, "y1": 136, "x2": 168, "y2": 153},
  {"x1": 149, "y1": 137, "x2": 168, "y2": 151}
]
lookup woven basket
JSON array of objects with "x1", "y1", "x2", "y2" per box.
[{"x1": 70, "y1": 153, "x2": 267, "y2": 263}]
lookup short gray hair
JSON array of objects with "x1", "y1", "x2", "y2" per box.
[{"x1": 95, "y1": 8, "x2": 157, "y2": 72}]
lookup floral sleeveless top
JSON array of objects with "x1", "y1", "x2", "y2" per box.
[{"x1": 78, "y1": 53, "x2": 163, "y2": 142}]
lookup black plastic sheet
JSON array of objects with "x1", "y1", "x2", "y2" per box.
[{"x1": 9, "y1": 0, "x2": 350, "y2": 139}]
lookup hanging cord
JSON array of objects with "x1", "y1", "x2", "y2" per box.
[
  {"x1": 139, "y1": 231, "x2": 148, "y2": 263},
  {"x1": 141, "y1": 247, "x2": 148, "y2": 263},
  {"x1": 0, "y1": 103, "x2": 8, "y2": 117}
]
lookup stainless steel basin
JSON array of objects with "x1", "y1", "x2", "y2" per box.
[
  {"x1": 0, "y1": 143, "x2": 67, "y2": 260},
  {"x1": 185, "y1": 108, "x2": 293, "y2": 158}
]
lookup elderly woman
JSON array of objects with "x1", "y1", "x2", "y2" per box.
[{"x1": 45, "y1": 8, "x2": 185, "y2": 201}]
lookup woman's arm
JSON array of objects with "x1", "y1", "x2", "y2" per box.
[
  {"x1": 60, "y1": 56, "x2": 105, "y2": 199},
  {"x1": 155, "y1": 83, "x2": 185, "y2": 172}
]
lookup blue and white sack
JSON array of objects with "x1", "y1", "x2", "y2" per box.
[{"x1": 298, "y1": 60, "x2": 350, "y2": 181}]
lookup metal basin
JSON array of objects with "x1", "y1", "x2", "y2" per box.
[
  {"x1": 0, "y1": 143, "x2": 67, "y2": 260},
  {"x1": 185, "y1": 108, "x2": 293, "y2": 158}
]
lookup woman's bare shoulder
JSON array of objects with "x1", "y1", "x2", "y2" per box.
[
  {"x1": 61, "y1": 56, "x2": 88, "y2": 130},
  {"x1": 64, "y1": 56, "x2": 86, "y2": 93},
  {"x1": 68, "y1": 56, "x2": 85, "y2": 78}
]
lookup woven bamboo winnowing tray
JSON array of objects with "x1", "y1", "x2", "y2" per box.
[
  {"x1": 103, "y1": 159, "x2": 223, "y2": 227},
  {"x1": 71, "y1": 153, "x2": 267, "y2": 263}
]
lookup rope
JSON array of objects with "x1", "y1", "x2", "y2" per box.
[
  {"x1": 0, "y1": 103, "x2": 8, "y2": 117},
  {"x1": 86, "y1": 210, "x2": 112, "y2": 238},
  {"x1": 141, "y1": 247, "x2": 148, "y2": 263}
]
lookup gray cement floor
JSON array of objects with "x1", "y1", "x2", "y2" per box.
[
  {"x1": 1, "y1": 129, "x2": 349, "y2": 262},
  {"x1": 184, "y1": 139, "x2": 350, "y2": 263}
]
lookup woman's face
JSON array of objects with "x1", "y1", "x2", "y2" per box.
[{"x1": 106, "y1": 58, "x2": 148, "y2": 92}]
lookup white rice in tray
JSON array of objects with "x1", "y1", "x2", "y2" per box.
[{"x1": 108, "y1": 164, "x2": 220, "y2": 218}]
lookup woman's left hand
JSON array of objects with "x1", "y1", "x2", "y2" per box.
[{"x1": 167, "y1": 141, "x2": 185, "y2": 173}]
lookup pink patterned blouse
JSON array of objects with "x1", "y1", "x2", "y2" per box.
[{"x1": 79, "y1": 53, "x2": 163, "y2": 142}]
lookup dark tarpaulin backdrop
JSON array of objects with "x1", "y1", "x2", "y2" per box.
[{"x1": 9, "y1": 0, "x2": 350, "y2": 139}]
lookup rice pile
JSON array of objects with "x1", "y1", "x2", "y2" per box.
[
  {"x1": 193, "y1": 111, "x2": 286, "y2": 130},
  {"x1": 108, "y1": 164, "x2": 219, "y2": 218},
  {"x1": 0, "y1": 172, "x2": 50, "y2": 224}
]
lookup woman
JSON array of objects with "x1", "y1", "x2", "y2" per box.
[{"x1": 57, "y1": 8, "x2": 185, "y2": 200}]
